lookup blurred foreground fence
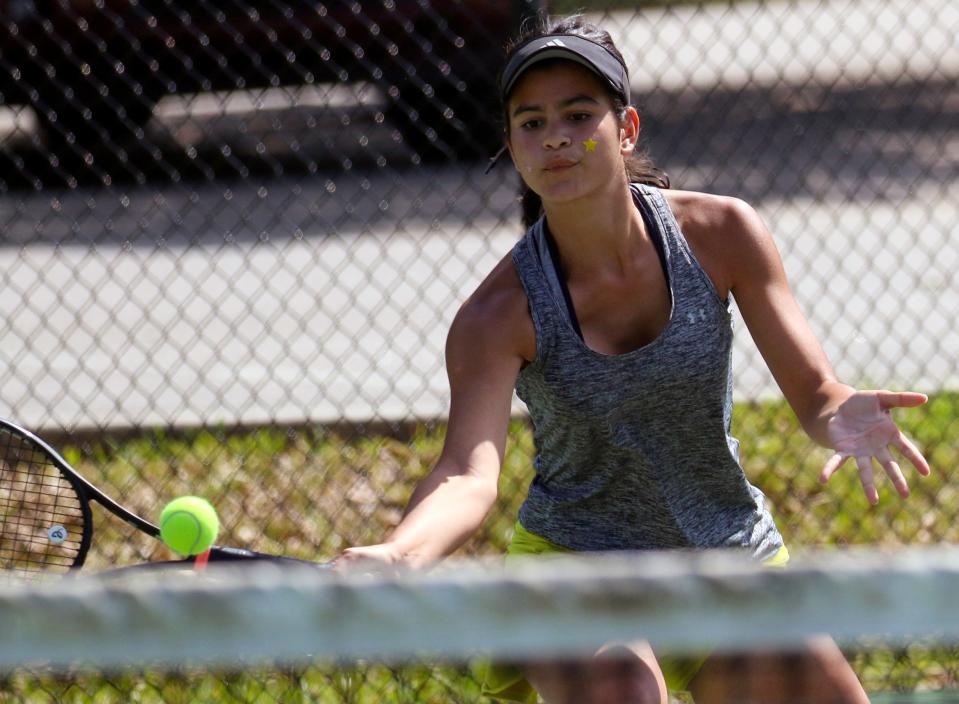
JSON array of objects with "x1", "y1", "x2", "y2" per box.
[
  {"x1": 1, "y1": 0, "x2": 958, "y2": 698},
  {"x1": 1, "y1": 0, "x2": 957, "y2": 433}
]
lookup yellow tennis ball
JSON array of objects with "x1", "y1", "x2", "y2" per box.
[{"x1": 159, "y1": 496, "x2": 220, "y2": 556}]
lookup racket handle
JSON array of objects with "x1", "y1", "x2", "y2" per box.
[{"x1": 205, "y1": 545, "x2": 331, "y2": 569}]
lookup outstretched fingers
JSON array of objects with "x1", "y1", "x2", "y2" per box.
[
  {"x1": 855, "y1": 455, "x2": 879, "y2": 505},
  {"x1": 822, "y1": 453, "x2": 896, "y2": 504},
  {"x1": 894, "y1": 429, "x2": 931, "y2": 477},
  {"x1": 876, "y1": 447, "x2": 910, "y2": 499},
  {"x1": 876, "y1": 390, "x2": 928, "y2": 410},
  {"x1": 821, "y1": 438, "x2": 929, "y2": 504},
  {"x1": 820, "y1": 452, "x2": 847, "y2": 484}
]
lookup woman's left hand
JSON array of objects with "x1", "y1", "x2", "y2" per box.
[{"x1": 819, "y1": 390, "x2": 931, "y2": 505}]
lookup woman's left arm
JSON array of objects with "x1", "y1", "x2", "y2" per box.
[{"x1": 716, "y1": 197, "x2": 930, "y2": 504}]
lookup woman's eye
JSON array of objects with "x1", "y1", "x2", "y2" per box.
[
  {"x1": 520, "y1": 119, "x2": 543, "y2": 130},
  {"x1": 569, "y1": 112, "x2": 592, "y2": 122}
]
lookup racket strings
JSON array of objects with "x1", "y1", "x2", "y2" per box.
[{"x1": 0, "y1": 428, "x2": 86, "y2": 575}]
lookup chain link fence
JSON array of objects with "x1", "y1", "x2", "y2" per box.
[{"x1": 2, "y1": 0, "x2": 958, "y2": 700}]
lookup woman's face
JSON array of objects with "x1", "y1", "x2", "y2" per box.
[{"x1": 506, "y1": 61, "x2": 634, "y2": 207}]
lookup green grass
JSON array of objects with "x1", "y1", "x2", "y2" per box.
[{"x1": 3, "y1": 393, "x2": 957, "y2": 702}]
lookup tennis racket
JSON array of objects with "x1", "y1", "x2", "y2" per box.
[{"x1": 0, "y1": 417, "x2": 326, "y2": 577}]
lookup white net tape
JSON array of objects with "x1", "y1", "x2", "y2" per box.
[{"x1": 3, "y1": 546, "x2": 958, "y2": 671}]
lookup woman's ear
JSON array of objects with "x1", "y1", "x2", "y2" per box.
[{"x1": 620, "y1": 106, "x2": 641, "y2": 155}]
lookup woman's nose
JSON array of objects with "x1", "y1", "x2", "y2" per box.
[{"x1": 543, "y1": 130, "x2": 571, "y2": 150}]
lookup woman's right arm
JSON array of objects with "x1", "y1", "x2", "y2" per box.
[{"x1": 336, "y1": 261, "x2": 531, "y2": 570}]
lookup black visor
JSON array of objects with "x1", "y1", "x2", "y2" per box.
[{"x1": 499, "y1": 34, "x2": 631, "y2": 105}]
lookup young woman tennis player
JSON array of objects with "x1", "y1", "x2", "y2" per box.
[{"x1": 337, "y1": 15, "x2": 931, "y2": 703}]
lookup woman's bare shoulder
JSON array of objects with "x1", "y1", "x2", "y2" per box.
[
  {"x1": 660, "y1": 189, "x2": 762, "y2": 237},
  {"x1": 660, "y1": 189, "x2": 774, "y2": 297},
  {"x1": 449, "y1": 250, "x2": 536, "y2": 363}
]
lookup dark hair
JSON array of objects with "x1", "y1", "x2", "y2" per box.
[{"x1": 500, "y1": 15, "x2": 670, "y2": 228}]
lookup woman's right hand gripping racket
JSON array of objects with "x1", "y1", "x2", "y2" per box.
[{"x1": 0, "y1": 417, "x2": 327, "y2": 578}]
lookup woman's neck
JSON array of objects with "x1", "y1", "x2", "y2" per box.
[{"x1": 542, "y1": 181, "x2": 649, "y2": 280}]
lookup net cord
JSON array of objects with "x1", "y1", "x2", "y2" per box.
[{"x1": 2, "y1": 546, "x2": 958, "y2": 671}]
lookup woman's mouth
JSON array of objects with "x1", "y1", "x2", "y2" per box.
[{"x1": 544, "y1": 158, "x2": 577, "y2": 172}]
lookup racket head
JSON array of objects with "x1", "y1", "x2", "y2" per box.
[{"x1": 0, "y1": 419, "x2": 94, "y2": 576}]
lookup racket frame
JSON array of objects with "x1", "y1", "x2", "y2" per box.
[{"x1": 1, "y1": 417, "x2": 327, "y2": 572}]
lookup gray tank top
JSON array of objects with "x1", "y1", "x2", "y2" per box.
[{"x1": 512, "y1": 184, "x2": 783, "y2": 559}]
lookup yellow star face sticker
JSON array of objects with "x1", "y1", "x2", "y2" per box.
[{"x1": 583, "y1": 137, "x2": 598, "y2": 152}]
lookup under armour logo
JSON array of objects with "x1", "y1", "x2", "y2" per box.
[
  {"x1": 543, "y1": 39, "x2": 568, "y2": 48},
  {"x1": 687, "y1": 308, "x2": 708, "y2": 324}
]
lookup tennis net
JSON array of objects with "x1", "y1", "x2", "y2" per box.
[{"x1": 2, "y1": 546, "x2": 958, "y2": 702}]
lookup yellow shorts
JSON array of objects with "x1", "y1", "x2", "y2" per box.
[{"x1": 478, "y1": 522, "x2": 790, "y2": 702}]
